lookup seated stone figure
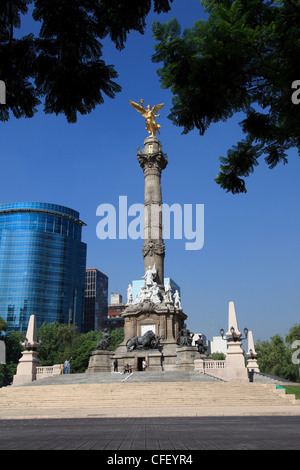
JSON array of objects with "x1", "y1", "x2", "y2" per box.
[{"x1": 179, "y1": 323, "x2": 194, "y2": 347}]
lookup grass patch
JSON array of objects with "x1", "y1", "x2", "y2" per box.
[{"x1": 284, "y1": 386, "x2": 300, "y2": 399}]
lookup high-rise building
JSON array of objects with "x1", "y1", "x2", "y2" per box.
[
  {"x1": 107, "y1": 294, "x2": 126, "y2": 331},
  {"x1": 84, "y1": 269, "x2": 108, "y2": 332},
  {"x1": 0, "y1": 202, "x2": 87, "y2": 333}
]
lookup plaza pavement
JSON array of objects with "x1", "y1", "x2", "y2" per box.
[
  {"x1": 1, "y1": 372, "x2": 300, "y2": 451},
  {"x1": 0, "y1": 416, "x2": 300, "y2": 450}
]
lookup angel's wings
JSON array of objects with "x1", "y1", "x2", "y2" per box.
[
  {"x1": 151, "y1": 103, "x2": 164, "y2": 114},
  {"x1": 129, "y1": 99, "x2": 146, "y2": 116}
]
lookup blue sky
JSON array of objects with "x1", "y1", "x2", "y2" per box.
[{"x1": 1, "y1": 0, "x2": 300, "y2": 342}]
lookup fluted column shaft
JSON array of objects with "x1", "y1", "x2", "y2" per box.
[{"x1": 138, "y1": 136, "x2": 168, "y2": 289}]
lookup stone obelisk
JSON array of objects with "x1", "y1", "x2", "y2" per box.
[{"x1": 13, "y1": 314, "x2": 40, "y2": 386}]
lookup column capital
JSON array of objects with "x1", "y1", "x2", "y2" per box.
[{"x1": 137, "y1": 137, "x2": 168, "y2": 173}]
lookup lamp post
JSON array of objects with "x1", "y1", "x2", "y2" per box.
[
  {"x1": 220, "y1": 326, "x2": 248, "y2": 342},
  {"x1": 218, "y1": 302, "x2": 250, "y2": 382}
]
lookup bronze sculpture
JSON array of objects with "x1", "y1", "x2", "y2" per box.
[{"x1": 129, "y1": 99, "x2": 164, "y2": 137}]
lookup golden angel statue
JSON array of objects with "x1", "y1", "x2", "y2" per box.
[{"x1": 129, "y1": 99, "x2": 164, "y2": 137}]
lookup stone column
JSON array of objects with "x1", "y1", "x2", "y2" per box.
[{"x1": 138, "y1": 136, "x2": 168, "y2": 290}]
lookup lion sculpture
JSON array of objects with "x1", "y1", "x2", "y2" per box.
[{"x1": 126, "y1": 330, "x2": 159, "y2": 352}]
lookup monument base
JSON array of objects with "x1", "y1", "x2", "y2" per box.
[
  {"x1": 13, "y1": 350, "x2": 40, "y2": 386},
  {"x1": 176, "y1": 346, "x2": 207, "y2": 371},
  {"x1": 247, "y1": 358, "x2": 260, "y2": 373},
  {"x1": 112, "y1": 342, "x2": 205, "y2": 372},
  {"x1": 86, "y1": 350, "x2": 113, "y2": 373}
]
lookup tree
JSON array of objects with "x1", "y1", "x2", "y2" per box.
[
  {"x1": 0, "y1": 317, "x2": 7, "y2": 338},
  {"x1": 110, "y1": 328, "x2": 124, "y2": 351},
  {"x1": 255, "y1": 332, "x2": 299, "y2": 382},
  {"x1": 69, "y1": 329, "x2": 102, "y2": 373},
  {"x1": 152, "y1": 0, "x2": 300, "y2": 193},
  {"x1": 0, "y1": 329, "x2": 25, "y2": 386},
  {"x1": 37, "y1": 321, "x2": 63, "y2": 365},
  {"x1": 211, "y1": 352, "x2": 226, "y2": 360},
  {"x1": 285, "y1": 324, "x2": 300, "y2": 347},
  {"x1": 0, "y1": 0, "x2": 173, "y2": 123}
]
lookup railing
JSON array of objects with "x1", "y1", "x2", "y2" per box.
[
  {"x1": 203, "y1": 360, "x2": 226, "y2": 370},
  {"x1": 36, "y1": 364, "x2": 61, "y2": 379},
  {"x1": 194, "y1": 359, "x2": 226, "y2": 373}
]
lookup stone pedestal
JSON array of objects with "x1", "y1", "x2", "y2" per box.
[
  {"x1": 121, "y1": 300, "x2": 186, "y2": 347},
  {"x1": 246, "y1": 330, "x2": 260, "y2": 373},
  {"x1": 86, "y1": 350, "x2": 113, "y2": 373},
  {"x1": 224, "y1": 340, "x2": 249, "y2": 382},
  {"x1": 176, "y1": 346, "x2": 201, "y2": 371},
  {"x1": 13, "y1": 314, "x2": 40, "y2": 386},
  {"x1": 148, "y1": 351, "x2": 163, "y2": 371},
  {"x1": 13, "y1": 350, "x2": 40, "y2": 386},
  {"x1": 0, "y1": 340, "x2": 5, "y2": 364},
  {"x1": 222, "y1": 302, "x2": 249, "y2": 382}
]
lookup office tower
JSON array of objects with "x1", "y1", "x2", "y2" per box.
[
  {"x1": 0, "y1": 202, "x2": 87, "y2": 333},
  {"x1": 84, "y1": 269, "x2": 108, "y2": 332},
  {"x1": 107, "y1": 294, "x2": 126, "y2": 330}
]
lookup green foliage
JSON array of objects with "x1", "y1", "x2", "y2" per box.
[
  {"x1": 211, "y1": 352, "x2": 226, "y2": 360},
  {"x1": 37, "y1": 321, "x2": 65, "y2": 366},
  {"x1": 0, "y1": 363, "x2": 17, "y2": 387},
  {"x1": 0, "y1": 329, "x2": 25, "y2": 386},
  {"x1": 0, "y1": 321, "x2": 125, "y2": 384},
  {"x1": 36, "y1": 323, "x2": 124, "y2": 373},
  {"x1": 5, "y1": 330, "x2": 25, "y2": 364},
  {"x1": 285, "y1": 386, "x2": 300, "y2": 400},
  {"x1": 152, "y1": 0, "x2": 300, "y2": 193},
  {"x1": 110, "y1": 328, "x2": 124, "y2": 351},
  {"x1": 0, "y1": 0, "x2": 173, "y2": 123},
  {"x1": 0, "y1": 317, "x2": 7, "y2": 338},
  {"x1": 255, "y1": 326, "x2": 300, "y2": 382},
  {"x1": 285, "y1": 324, "x2": 300, "y2": 347},
  {"x1": 68, "y1": 330, "x2": 102, "y2": 373}
]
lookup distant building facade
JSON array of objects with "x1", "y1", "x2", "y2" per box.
[
  {"x1": 107, "y1": 294, "x2": 126, "y2": 330},
  {"x1": 210, "y1": 336, "x2": 227, "y2": 356},
  {"x1": 0, "y1": 202, "x2": 87, "y2": 333},
  {"x1": 84, "y1": 268, "x2": 108, "y2": 332},
  {"x1": 192, "y1": 333, "x2": 211, "y2": 353}
]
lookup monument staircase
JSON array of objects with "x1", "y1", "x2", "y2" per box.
[{"x1": 0, "y1": 371, "x2": 299, "y2": 419}]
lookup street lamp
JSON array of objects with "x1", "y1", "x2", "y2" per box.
[{"x1": 220, "y1": 326, "x2": 248, "y2": 342}]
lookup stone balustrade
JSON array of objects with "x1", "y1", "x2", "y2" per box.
[
  {"x1": 36, "y1": 364, "x2": 61, "y2": 380},
  {"x1": 194, "y1": 359, "x2": 226, "y2": 373}
]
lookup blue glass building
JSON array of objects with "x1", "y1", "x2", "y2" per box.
[{"x1": 0, "y1": 202, "x2": 87, "y2": 333}]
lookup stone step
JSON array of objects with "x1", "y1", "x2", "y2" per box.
[
  {"x1": 251, "y1": 371, "x2": 296, "y2": 384},
  {"x1": 1, "y1": 382, "x2": 298, "y2": 412},
  {"x1": 26, "y1": 370, "x2": 222, "y2": 386}
]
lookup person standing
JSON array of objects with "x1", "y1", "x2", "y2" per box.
[{"x1": 64, "y1": 359, "x2": 69, "y2": 374}]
